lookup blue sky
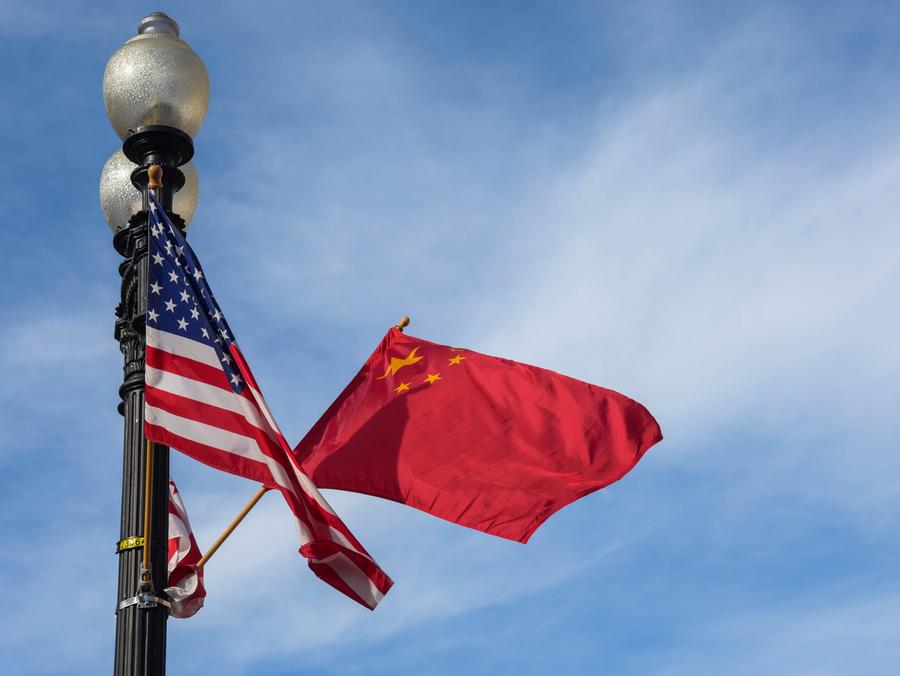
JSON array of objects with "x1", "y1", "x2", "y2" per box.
[{"x1": 1, "y1": 1, "x2": 899, "y2": 674}]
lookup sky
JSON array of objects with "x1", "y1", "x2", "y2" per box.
[{"x1": 1, "y1": 1, "x2": 899, "y2": 674}]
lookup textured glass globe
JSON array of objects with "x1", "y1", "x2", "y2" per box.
[
  {"x1": 99, "y1": 149, "x2": 199, "y2": 233},
  {"x1": 103, "y1": 13, "x2": 209, "y2": 139}
]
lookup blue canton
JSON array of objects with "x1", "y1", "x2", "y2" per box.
[{"x1": 146, "y1": 192, "x2": 245, "y2": 394}]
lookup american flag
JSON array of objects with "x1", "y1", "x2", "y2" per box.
[
  {"x1": 143, "y1": 192, "x2": 392, "y2": 609},
  {"x1": 166, "y1": 478, "x2": 206, "y2": 619}
]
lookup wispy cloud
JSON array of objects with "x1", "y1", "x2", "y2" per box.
[{"x1": 4, "y1": 2, "x2": 900, "y2": 674}]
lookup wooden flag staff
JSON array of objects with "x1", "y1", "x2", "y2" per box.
[
  {"x1": 142, "y1": 439, "x2": 154, "y2": 575},
  {"x1": 194, "y1": 315, "x2": 411, "y2": 570},
  {"x1": 140, "y1": 165, "x2": 163, "y2": 584},
  {"x1": 142, "y1": 166, "x2": 163, "y2": 578}
]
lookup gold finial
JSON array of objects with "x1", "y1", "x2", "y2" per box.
[
  {"x1": 147, "y1": 164, "x2": 163, "y2": 189},
  {"x1": 395, "y1": 316, "x2": 411, "y2": 331}
]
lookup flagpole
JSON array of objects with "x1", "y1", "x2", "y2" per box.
[{"x1": 142, "y1": 439, "x2": 154, "y2": 574}]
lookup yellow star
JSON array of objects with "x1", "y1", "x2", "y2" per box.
[
  {"x1": 424, "y1": 373, "x2": 442, "y2": 384},
  {"x1": 376, "y1": 346, "x2": 424, "y2": 379},
  {"x1": 394, "y1": 382, "x2": 410, "y2": 394},
  {"x1": 448, "y1": 355, "x2": 465, "y2": 366}
]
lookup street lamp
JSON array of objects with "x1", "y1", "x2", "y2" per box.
[
  {"x1": 100, "y1": 12, "x2": 208, "y2": 676},
  {"x1": 100, "y1": 151, "x2": 199, "y2": 233}
]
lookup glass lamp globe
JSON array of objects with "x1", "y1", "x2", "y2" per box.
[
  {"x1": 103, "y1": 12, "x2": 210, "y2": 139},
  {"x1": 99, "y1": 150, "x2": 199, "y2": 233}
]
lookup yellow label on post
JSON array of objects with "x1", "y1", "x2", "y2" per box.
[{"x1": 117, "y1": 536, "x2": 145, "y2": 553}]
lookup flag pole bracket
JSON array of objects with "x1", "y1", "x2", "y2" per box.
[
  {"x1": 117, "y1": 563, "x2": 169, "y2": 613},
  {"x1": 117, "y1": 594, "x2": 172, "y2": 613}
]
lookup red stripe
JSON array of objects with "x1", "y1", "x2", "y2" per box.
[
  {"x1": 148, "y1": 385, "x2": 364, "y2": 554},
  {"x1": 146, "y1": 386, "x2": 284, "y2": 458},
  {"x1": 147, "y1": 345, "x2": 233, "y2": 392},
  {"x1": 146, "y1": 422, "x2": 274, "y2": 487},
  {"x1": 148, "y1": 344, "x2": 393, "y2": 609},
  {"x1": 301, "y1": 540, "x2": 394, "y2": 596},
  {"x1": 230, "y1": 345, "x2": 262, "y2": 393},
  {"x1": 147, "y1": 344, "x2": 278, "y2": 434},
  {"x1": 224, "y1": 347, "x2": 375, "y2": 553},
  {"x1": 307, "y1": 560, "x2": 370, "y2": 609},
  {"x1": 305, "y1": 547, "x2": 393, "y2": 610}
]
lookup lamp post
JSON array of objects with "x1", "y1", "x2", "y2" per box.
[{"x1": 99, "y1": 12, "x2": 208, "y2": 676}]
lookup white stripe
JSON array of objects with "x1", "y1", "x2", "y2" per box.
[
  {"x1": 326, "y1": 525, "x2": 360, "y2": 555},
  {"x1": 147, "y1": 370, "x2": 314, "y2": 511},
  {"x1": 240, "y1": 376, "x2": 339, "y2": 519},
  {"x1": 260, "y1": 452, "x2": 300, "y2": 499},
  {"x1": 146, "y1": 366, "x2": 278, "y2": 442},
  {"x1": 289, "y1": 512, "x2": 314, "y2": 546},
  {"x1": 280, "y1": 489, "x2": 360, "y2": 555},
  {"x1": 288, "y1": 458, "x2": 338, "y2": 518},
  {"x1": 168, "y1": 513, "x2": 193, "y2": 562},
  {"x1": 146, "y1": 404, "x2": 270, "y2": 466},
  {"x1": 150, "y1": 334, "x2": 384, "y2": 605},
  {"x1": 152, "y1": 405, "x2": 363, "y2": 560},
  {"x1": 148, "y1": 326, "x2": 220, "y2": 368},
  {"x1": 168, "y1": 482, "x2": 189, "y2": 520},
  {"x1": 313, "y1": 552, "x2": 383, "y2": 608},
  {"x1": 147, "y1": 406, "x2": 302, "y2": 505},
  {"x1": 249, "y1": 384, "x2": 285, "y2": 436}
]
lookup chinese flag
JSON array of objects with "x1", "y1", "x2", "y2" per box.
[{"x1": 295, "y1": 328, "x2": 662, "y2": 543}]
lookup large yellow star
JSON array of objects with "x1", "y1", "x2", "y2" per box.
[
  {"x1": 448, "y1": 355, "x2": 465, "y2": 366},
  {"x1": 424, "y1": 373, "x2": 442, "y2": 384},
  {"x1": 377, "y1": 346, "x2": 424, "y2": 379},
  {"x1": 394, "y1": 382, "x2": 410, "y2": 394}
]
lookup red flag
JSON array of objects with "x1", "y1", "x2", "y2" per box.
[
  {"x1": 166, "y1": 478, "x2": 206, "y2": 619},
  {"x1": 296, "y1": 329, "x2": 662, "y2": 543}
]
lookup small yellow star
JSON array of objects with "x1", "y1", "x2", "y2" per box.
[
  {"x1": 394, "y1": 382, "x2": 410, "y2": 394},
  {"x1": 424, "y1": 373, "x2": 442, "y2": 384},
  {"x1": 448, "y1": 355, "x2": 465, "y2": 366}
]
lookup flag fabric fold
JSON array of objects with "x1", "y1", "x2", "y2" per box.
[
  {"x1": 296, "y1": 328, "x2": 662, "y2": 544},
  {"x1": 143, "y1": 193, "x2": 392, "y2": 609},
  {"x1": 166, "y1": 478, "x2": 206, "y2": 619}
]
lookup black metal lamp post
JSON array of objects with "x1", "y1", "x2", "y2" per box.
[{"x1": 99, "y1": 12, "x2": 209, "y2": 676}]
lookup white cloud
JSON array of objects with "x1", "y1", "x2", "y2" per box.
[{"x1": 5, "y1": 4, "x2": 899, "y2": 673}]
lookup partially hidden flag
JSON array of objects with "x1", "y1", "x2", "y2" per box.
[
  {"x1": 296, "y1": 328, "x2": 662, "y2": 543},
  {"x1": 143, "y1": 193, "x2": 392, "y2": 609},
  {"x1": 166, "y1": 478, "x2": 206, "y2": 619}
]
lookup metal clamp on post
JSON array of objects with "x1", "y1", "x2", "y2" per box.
[
  {"x1": 117, "y1": 594, "x2": 172, "y2": 613},
  {"x1": 116, "y1": 564, "x2": 169, "y2": 613}
]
